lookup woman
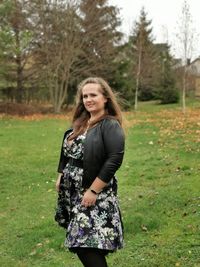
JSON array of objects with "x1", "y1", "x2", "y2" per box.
[{"x1": 55, "y1": 77, "x2": 125, "y2": 267}]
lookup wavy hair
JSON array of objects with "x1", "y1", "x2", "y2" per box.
[{"x1": 69, "y1": 77, "x2": 123, "y2": 139}]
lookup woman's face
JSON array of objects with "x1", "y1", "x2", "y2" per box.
[{"x1": 82, "y1": 83, "x2": 107, "y2": 116}]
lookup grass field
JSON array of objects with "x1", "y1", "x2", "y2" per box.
[{"x1": 0, "y1": 100, "x2": 200, "y2": 267}]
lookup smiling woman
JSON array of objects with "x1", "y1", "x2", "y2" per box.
[
  {"x1": 82, "y1": 83, "x2": 107, "y2": 119},
  {"x1": 54, "y1": 77, "x2": 125, "y2": 267}
]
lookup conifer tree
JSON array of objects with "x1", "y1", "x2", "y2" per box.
[
  {"x1": 154, "y1": 43, "x2": 178, "y2": 104},
  {"x1": 78, "y1": 0, "x2": 122, "y2": 79},
  {"x1": 0, "y1": 0, "x2": 34, "y2": 103},
  {"x1": 129, "y1": 7, "x2": 155, "y2": 109}
]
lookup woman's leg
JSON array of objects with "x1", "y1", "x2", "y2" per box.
[{"x1": 76, "y1": 248, "x2": 108, "y2": 267}]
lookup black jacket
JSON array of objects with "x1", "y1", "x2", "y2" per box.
[{"x1": 57, "y1": 118, "x2": 125, "y2": 188}]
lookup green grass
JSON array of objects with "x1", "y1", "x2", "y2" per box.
[{"x1": 0, "y1": 101, "x2": 200, "y2": 267}]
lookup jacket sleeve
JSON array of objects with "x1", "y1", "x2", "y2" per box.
[
  {"x1": 57, "y1": 131, "x2": 69, "y2": 173},
  {"x1": 98, "y1": 119, "x2": 125, "y2": 183}
]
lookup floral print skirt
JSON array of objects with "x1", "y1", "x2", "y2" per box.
[{"x1": 55, "y1": 163, "x2": 124, "y2": 254}]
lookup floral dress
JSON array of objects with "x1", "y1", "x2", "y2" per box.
[{"x1": 55, "y1": 131, "x2": 124, "y2": 253}]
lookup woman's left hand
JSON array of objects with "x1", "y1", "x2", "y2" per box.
[{"x1": 81, "y1": 189, "x2": 97, "y2": 207}]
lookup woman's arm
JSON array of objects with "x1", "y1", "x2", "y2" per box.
[
  {"x1": 55, "y1": 130, "x2": 72, "y2": 191},
  {"x1": 98, "y1": 119, "x2": 125, "y2": 183},
  {"x1": 55, "y1": 173, "x2": 63, "y2": 192},
  {"x1": 82, "y1": 119, "x2": 125, "y2": 207}
]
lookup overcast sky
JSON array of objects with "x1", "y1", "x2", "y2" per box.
[{"x1": 109, "y1": 0, "x2": 200, "y2": 60}]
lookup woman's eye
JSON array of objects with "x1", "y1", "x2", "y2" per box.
[{"x1": 83, "y1": 94, "x2": 97, "y2": 98}]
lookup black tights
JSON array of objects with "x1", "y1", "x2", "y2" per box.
[{"x1": 76, "y1": 248, "x2": 108, "y2": 267}]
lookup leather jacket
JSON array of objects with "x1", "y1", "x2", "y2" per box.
[{"x1": 57, "y1": 118, "x2": 125, "y2": 188}]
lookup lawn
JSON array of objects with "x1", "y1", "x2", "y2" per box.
[{"x1": 0, "y1": 100, "x2": 200, "y2": 267}]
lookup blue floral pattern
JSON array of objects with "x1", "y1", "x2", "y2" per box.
[{"x1": 55, "y1": 131, "x2": 124, "y2": 253}]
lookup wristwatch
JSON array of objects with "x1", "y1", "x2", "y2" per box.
[{"x1": 90, "y1": 188, "x2": 98, "y2": 195}]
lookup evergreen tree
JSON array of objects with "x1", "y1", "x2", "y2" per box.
[
  {"x1": 154, "y1": 44, "x2": 179, "y2": 104},
  {"x1": 0, "y1": 0, "x2": 37, "y2": 103},
  {"x1": 78, "y1": 0, "x2": 122, "y2": 79},
  {"x1": 129, "y1": 7, "x2": 156, "y2": 106},
  {"x1": 110, "y1": 42, "x2": 136, "y2": 109}
]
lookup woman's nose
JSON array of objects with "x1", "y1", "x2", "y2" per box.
[{"x1": 86, "y1": 96, "x2": 92, "y2": 101}]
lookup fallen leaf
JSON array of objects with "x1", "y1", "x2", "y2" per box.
[
  {"x1": 141, "y1": 224, "x2": 148, "y2": 232},
  {"x1": 29, "y1": 250, "x2": 37, "y2": 256}
]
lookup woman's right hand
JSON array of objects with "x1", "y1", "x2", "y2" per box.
[{"x1": 55, "y1": 173, "x2": 63, "y2": 192}]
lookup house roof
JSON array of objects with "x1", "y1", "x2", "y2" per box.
[
  {"x1": 190, "y1": 57, "x2": 200, "y2": 65},
  {"x1": 187, "y1": 57, "x2": 200, "y2": 76}
]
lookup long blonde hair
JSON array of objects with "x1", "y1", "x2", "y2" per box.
[{"x1": 69, "y1": 77, "x2": 122, "y2": 139}]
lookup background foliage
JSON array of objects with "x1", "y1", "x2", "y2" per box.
[{"x1": 0, "y1": 0, "x2": 191, "y2": 112}]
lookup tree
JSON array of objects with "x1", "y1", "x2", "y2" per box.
[
  {"x1": 154, "y1": 43, "x2": 179, "y2": 104},
  {"x1": 32, "y1": 0, "x2": 122, "y2": 113},
  {"x1": 0, "y1": 0, "x2": 36, "y2": 103},
  {"x1": 77, "y1": 0, "x2": 122, "y2": 79},
  {"x1": 32, "y1": 0, "x2": 82, "y2": 113},
  {"x1": 109, "y1": 42, "x2": 134, "y2": 110},
  {"x1": 176, "y1": 0, "x2": 194, "y2": 113},
  {"x1": 129, "y1": 7, "x2": 155, "y2": 110}
]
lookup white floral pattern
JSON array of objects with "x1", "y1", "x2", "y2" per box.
[{"x1": 55, "y1": 132, "x2": 124, "y2": 253}]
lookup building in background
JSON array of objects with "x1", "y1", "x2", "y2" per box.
[{"x1": 187, "y1": 57, "x2": 200, "y2": 97}]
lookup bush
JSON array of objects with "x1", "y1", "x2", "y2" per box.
[
  {"x1": 159, "y1": 87, "x2": 179, "y2": 104},
  {"x1": 139, "y1": 86, "x2": 155, "y2": 101}
]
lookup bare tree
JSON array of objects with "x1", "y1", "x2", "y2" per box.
[
  {"x1": 33, "y1": 0, "x2": 122, "y2": 113},
  {"x1": 176, "y1": 0, "x2": 194, "y2": 113},
  {"x1": 33, "y1": 0, "x2": 81, "y2": 113}
]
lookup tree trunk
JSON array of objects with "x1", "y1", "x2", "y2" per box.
[
  {"x1": 51, "y1": 79, "x2": 69, "y2": 113},
  {"x1": 15, "y1": 27, "x2": 23, "y2": 103},
  {"x1": 135, "y1": 76, "x2": 139, "y2": 110},
  {"x1": 182, "y1": 66, "x2": 186, "y2": 114},
  {"x1": 135, "y1": 46, "x2": 142, "y2": 111}
]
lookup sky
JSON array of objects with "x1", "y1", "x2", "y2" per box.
[{"x1": 109, "y1": 0, "x2": 200, "y2": 60}]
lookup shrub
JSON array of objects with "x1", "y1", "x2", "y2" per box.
[{"x1": 159, "y1": 87, "x2": 179, "y2": 104}]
